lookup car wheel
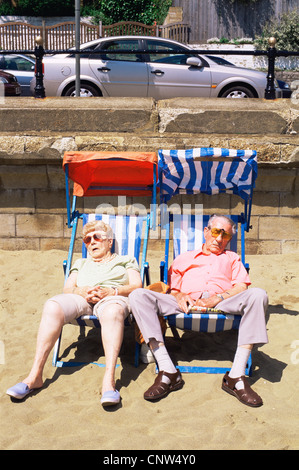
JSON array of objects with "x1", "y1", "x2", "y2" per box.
[
  {"x1": 220, "y1": 86, "x2": 256, "y2": 98},
  {"x1": 64, "y1": 83, "x2": 100, "y2": 97}
]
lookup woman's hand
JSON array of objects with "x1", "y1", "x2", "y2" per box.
[
  {"x1": 85, "y1": 286, "x2": 115, "y2": 304},
  {"x1": 63, "y1": 273, "x2": 104, "y2": 302}
]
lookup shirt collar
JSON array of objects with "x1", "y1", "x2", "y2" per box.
[{"x1": 194, "y1": 244, "x2": 226, "y2": 257}]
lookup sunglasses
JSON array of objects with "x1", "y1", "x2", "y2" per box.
[
  {"x1": 209, "y1": 227, "x2": 232, "y2": 240},
  {"x1": 83, "y1": 232, "x2": 108, "y2": 245}
]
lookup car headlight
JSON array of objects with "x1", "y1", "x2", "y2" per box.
[{"x1": 0, "y1": 77, "x2": 8, "y2": 84}]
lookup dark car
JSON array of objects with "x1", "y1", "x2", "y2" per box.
[
  {"x1": 277, "y1": 79, "x2": 292, "y2": 98},
  {"x1": 0, "y1": 69, "x2": 21, "y2": 96},
  {"x1": 0, "y1": 53, "x2": 35, "y2": 96}
]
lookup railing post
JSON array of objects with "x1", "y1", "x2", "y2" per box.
[
  {"x1": 34, "y1": 35, "x2": 46, "y2": 98},
  {"x1": 42, "y1": 19, "x2": 46, "y2": 48},
  {"x1": 265, "y1": 37, "x2": 277, "y2": 100}
]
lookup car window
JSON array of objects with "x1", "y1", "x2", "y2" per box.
[
  {"x1": 98, "y1": 39, "x2": 143, "y2": 62},
  {"x1": 206, "y1": 55, "x2": 235, "y2": 67},
  {"x1": 3, "y1": 55, "x2": 19, "y2": 71},
  {"x1": 1, "y1": 55, "x2": 33, "y2": 71},
  {"x1": 15, "y1": 57, "x2": 34, "y2": 72},
  {"x1": 68, "y1": 44, "x2": 98, "y2": 59},
  {"x1": 146, "y1": 40, "x2": 189, "y2": 64}
]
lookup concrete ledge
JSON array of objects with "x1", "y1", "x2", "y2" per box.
[
  {"x1": 0, "y1": 97, "x2": 298, "y2": 168},
  {"x1": 0, "y1": 97, "x2": 157, "y2": 133},
  {"x1": 0, "y1": 97, "x2": 298, "y2": 135},
  {"x1": 158, "y1": 97, "x2": 299, "y2": 135}
]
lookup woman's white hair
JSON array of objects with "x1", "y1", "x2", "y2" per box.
[{"x1": 82, "y1": 220, "x2": 113, "y2": 239}]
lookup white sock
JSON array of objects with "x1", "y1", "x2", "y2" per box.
[
  {"x1": 152, "y1": 344, "x2": 177, "y2": 381},
  {"x1": 229, "y1": 347, "x2": 251, "y2": 390}
]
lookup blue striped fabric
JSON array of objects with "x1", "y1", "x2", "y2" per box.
[
  {"x1": 172, "y1": 214, "x2": 238, "y2": 256},
  {"x1": 158, "y1": 147, "x2": 257, "y2": 203},
  {"x1": 166, "y1": 312, "x2": 241, "y2": 333},
  {"x1": 81, "y1": 213, "x2": 143, "y2": 260},
  {"x1": 165, "y1": 312, "x2": 241, "y2": 333},
  {"x1": 69, "y1": 213, "x2": 146, "y2": 328}
]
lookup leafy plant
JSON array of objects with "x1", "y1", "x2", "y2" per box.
[
  {"x1": 219, "y1": 37, "x2": 230, "y2": 44},
  {"x1": 254, "y1": 9, "x2": 299, "y2": 51},
  {"x1": 84, "y1": 0, "x2": 172, "y2": 26},
  {"x1": 0, "y1": 0, "x2": 74, "y2": 15}
]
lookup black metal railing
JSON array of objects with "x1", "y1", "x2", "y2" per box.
[{"x1": 1, "y1": 36, "x2": 298, "y2": 99}]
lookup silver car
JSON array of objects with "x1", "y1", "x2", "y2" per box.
[
  {"x1": 30, "y1": 35, "x2": 281, "y2": 99},
  {"x1": 0, "y1": 53, "x2": 35, "y2": 96}
]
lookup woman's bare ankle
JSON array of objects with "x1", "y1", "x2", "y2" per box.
[{"x1": 23, "y1": 375, "x2": 43, "y2": 389}]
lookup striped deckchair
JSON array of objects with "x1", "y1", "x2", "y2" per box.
[
  {"x1": 52, "y1": 151, "x2": 157, "y2": 368},
  {"x1": 157, "y1": 147, "x2": 257, "y2": 375}
]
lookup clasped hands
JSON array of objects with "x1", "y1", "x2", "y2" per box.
[
  {"x1": 77, "y1": 285, "x2": 115, "y2": 304},
  {"x1": 171, "y1": 291, "x2": 221, "y2": 314}
]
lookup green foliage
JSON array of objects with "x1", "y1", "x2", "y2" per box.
[
  {"x1": 0, "y1": 0, "x2": 74, "y2": 16},
  {"x1": 254, "y1": 10, "x2": 299, "y2": 51},
  {"x1": 83, "y1": 0, "x2": 172, "y2": 26},
  {"x1": 0, "y1": 0, "x2": 171, "y2": 25},
  {"x1": 219, "y1": 37, "x2": 230, "y2": 44}
]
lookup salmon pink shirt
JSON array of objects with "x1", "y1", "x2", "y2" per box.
[{"x1": 168, "y1": 248, "x2": 251, "y2": 301}]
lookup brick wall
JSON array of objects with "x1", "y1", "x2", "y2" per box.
[{"x1": 1, "y1": 163, "x2": 298, "y2": 255}]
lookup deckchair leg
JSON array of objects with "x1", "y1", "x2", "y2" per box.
[
  {"x1": 52, "y1": 333, "x2": 62, "y2": 367},
  {"x1": 176, "y1": 353, "x2": 252, "y2": 376},
  {"x1": 245, "y1": 352, "x2": 252, "y2": 376},
  {"x1": 134, "y1": 344, "x2": 252, "y2": 375},
  {"x1": 135, "y1": 342, "x2": 141, "y2": 368}
]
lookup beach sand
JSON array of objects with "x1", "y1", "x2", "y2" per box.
[{"x1": 0, "y1": 248, "x2": 298, "y2": 450}]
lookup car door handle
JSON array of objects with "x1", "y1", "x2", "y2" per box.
[
  {"x1": 151, "y1": 69, "x2": 164, "y2": 76},
  {"x1": 97, "y1": 67, "x2": 111, "y2": 72}
]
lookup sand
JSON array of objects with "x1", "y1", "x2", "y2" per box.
[{"x1": 0, "y1": 248, "x2": 299, "y2": 451}]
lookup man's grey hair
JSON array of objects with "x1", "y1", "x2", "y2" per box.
[{"x1": 207, "y1": 214, "x2": 237, "y2": 235}]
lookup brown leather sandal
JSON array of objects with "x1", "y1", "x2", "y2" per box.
[
  {"x1": 144, "y1": 370, "x2": 184, "y2": 401},
  {"x1": 222, "y1": 372, "x2": 263, "y2": 407}
]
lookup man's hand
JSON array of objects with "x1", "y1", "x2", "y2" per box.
[
  {"x1": 195, "y1": 295, "x2": 222, "y2": 309},
  {"x1": 171, "y1": 291, "x2": 195, "y2": 314}
]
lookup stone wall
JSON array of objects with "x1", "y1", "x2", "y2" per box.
[{"x1": 0, "y1": 97, "x2": 298, "y2": 255}]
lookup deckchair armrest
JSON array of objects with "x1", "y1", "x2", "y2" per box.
[
  {"x1": 143, "y1": 261, "x2": 150, "y2": 286},
  {"x1": 160, "y1": 261, "x2": 166, "y2": 283},
  {"x1": 63, "y1": 260, "x2": 67, "y2": 275}
]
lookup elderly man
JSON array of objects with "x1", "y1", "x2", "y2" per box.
[{"x1": 129, "y1": 214, "x2": 268, "y2": 407}]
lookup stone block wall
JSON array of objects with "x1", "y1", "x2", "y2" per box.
[{"x1": 0, "y1": 97, "x2": 298, "y2": 255}]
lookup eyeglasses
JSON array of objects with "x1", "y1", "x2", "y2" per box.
[
  {"x1": 209, "y1": 227, "x2": 232, "y2": 240},
  {"x1": 83, "y1": 232, "x2": 108, "y2": 245}
]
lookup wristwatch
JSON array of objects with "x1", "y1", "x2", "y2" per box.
[
  {"x1": 216, "y1": 294, "x2": 224, "y2": 301},
  {"x1": 113, "y1": 287, "x2": 118, "y2": 296}
]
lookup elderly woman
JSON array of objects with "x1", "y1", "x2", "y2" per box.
[{"x1": 7, "y1": 220, "x2": 142, "y2": 407}]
